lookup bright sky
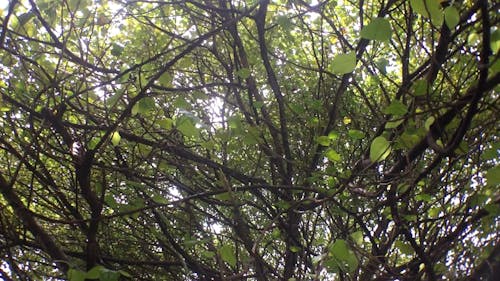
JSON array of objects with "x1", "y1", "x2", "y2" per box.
[{"x1": 0, "y1": 1, "x2": 8, "y2": 10}]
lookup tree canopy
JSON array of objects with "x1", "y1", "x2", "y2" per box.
[{"x1": 0, "y1": 0, "x2": 499, "y2": 280}]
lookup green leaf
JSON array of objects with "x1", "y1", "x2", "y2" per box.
[
  {"x1": 360, "y1": 17, "x2": 392, "y2": 41},
  {"x1": 412, "y1": 79, "x2": 429, "y2": 96},
  {"x1": 176, "y1": 115, "x2": 199, "y2": 138},
  {"x1": 118, "y1": 270, "x2": 132, "y2": 278},
  {"x1": 158, "y1": 72, "x2": 172, "y2": 87},
  {"x1": 290, "y1": 245, "x2": 301, "y2": 253},
  {"x1": 385, "y1": 119, "x2": 404, "y2": 129},
  {"x1": 132, "y1": 97, "x2": 156, "y2": 115},
  {"x1": 382, "y1": 100, "x2": 408, "y2": 116},
  {"x1": 328, "y1": 131, "x2": 339, "y2": 140},
  {"x1": 428, "y1": 207, "x2": 440, "y2": 218},
  {"x1": 370, "y1": 136, "x2": 391, "y2": 162},
  {"x1": 110, "y1": 43, "x2": 124, "y2": 57},
  {"x1": 98, "y1": 269, "x2": 120, "y2": 281},
  {"x1": 236, "y1": 68, "x2": 251, "y2": 79},
  {"x1": 69, "y1": 0, "x2": 83, "y2": 10},
  {"x1": 481, "y1": 144, "x2": 500, "y2": 160},
  {"x1": 111, "y1": 131, "x2": 121, "y2": 146},
  {"x1": 152, "y1": 194, "x2": 169, "y2": 204},
  {"x1": 201, "y1": 250, "x2": 216, "y2": 258},
  {"x1": 424, "y1": 116, "x2": 435, "y2": 131},
  {"x1": 104, "y1": 195, "x2": 118, "y2": 209},
  {"x1": 416, "y1": 193, "x2": 432, "y2": 202},
  {"x1": 410, "y1": 0, "x2": 427, "y2": 16},
  {"x1": 351, "y1": 231, "x2": 363, "y2": 246},
  {"x1": 327, "y1": 239, "x2": 359, "y2": 273},
  {"x1": 348, "y1": 129, "x2": 365, "y2": 140},
  {"x1": 317, "y1": 136, "x2": 331, "y2": 146},
  {"x1": 330, "y1": 52, "x2": 357, "y2": 74},
  {"x1": 376, "y1": 58, "x2": 389, "y2": 74},
  {"x1": 486, "y1": 165, "x2": 500, "y2": 186},
  {"x1": 214, "y1": 192, "x2": 231, "y2": 201},
  {"x1": 271, "y1": 228, "x2": 281, "y2": 238},
  {"x1": 395, "y1": 240, "x2": 414, "y2": 255},
  {"x1": 325, "y1": 149, "x2": 341, "y2": 162},
  {"x1": 68, "y1": 269, "x2": 86, "y2": 281},
  {"x1": 444, "y1": 6, "x2": 459, "y2": 30},
  {"x1": 157, "y1": 118, "x2": 173, "y2": 130},
  {"x1": 491, "y1": 29, "x2": 500, "y2": 54},
  {"x1": 16, "y1": 11, "x2": 35, "y2": 27},
  {"x1": 276, "y1": 15, "x2": 293, "y2": 30},
  {"x1": 219, "y1": 244, "x2": 236, "y2": 267},
  {"x1": 410, "y1": 0, "x2": 443, "y2": 26},
  {"x1": 173, "y1": 96, "x2": 191, "y2": 110},
  {"x1": 242, "y1": 133, "x2": 258, "y2": 145},
  {"x1": 86, "y1": 265, "x2": 105, "y2": 279}
]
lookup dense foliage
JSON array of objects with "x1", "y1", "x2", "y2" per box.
[{"x1": 0, "y1": 0, "x2": 499, "y2": 280}]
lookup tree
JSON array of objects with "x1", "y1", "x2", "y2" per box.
[{"x1": 0, "y1": 0, "x2": 499, "y2": 280}]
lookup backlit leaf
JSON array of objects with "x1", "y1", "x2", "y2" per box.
[
  {"x1": 111, "y1": 131, "x2": 121, "y2": 146},
  {"x1": 176, "y1": 115, "x2": 199, "y2": 138},
  {"x1": 325, "y1": 149, "x2": 341, "y2": 162},
  {"x1": 360, "y1": 18, "x2": 392, "y2": 41},
  {"x1": 351, "y1": 231, "x2": 363, "y2": 246},
  {"x1": 157, "y1": 118, "x2": 173, "y2": 130},
  {"x1": 412, "y1": 79, "x2": 429, "y2": 96},
  {"x1": 382, "y1": 100, "x2": 408, "y2": 116},
  {"x1": 219, "y1": 244, "x2": 236, "y2": 267},
  {"x1": 410, "y1": 0, "x2": 443, "y2": 26},
  {"x1": 424, "y1": 116, "x2": 435, "y2": 131},
  {"x1": 331, "y1": 52, "x2": 357, "y2": 74},
  {"x1": 317, "y1": 136, "x2": 331, "y2": 146},
  {"x1": 370, "y1": 136, "x2": 391, "y2": 162},
  {"x1": 348, "y1": 129, "x2": 365, "y2": 140}
]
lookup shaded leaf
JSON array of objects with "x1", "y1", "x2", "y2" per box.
[
  {"x1": 236, "y1": 68, "x2": 251, "y2": 79},
  {"x1": 486, "y1": 166, "x2": 500, "y2": 186},
  {"x1": 444, "y1": 6, "x2": 459, "y2": 30},
  {"x1": 110, "y1": 43, "x2": 124, "y2": 57},
  {"x1": 86, "y1": 266, "x2": 105, "y2": 279},
  {"x1": 68, "y1": 269, "x2": 86, "y2": 281},
  {"x1": 395, "y1": 240, "x2": 414, "y2": 255},
  {"x1": 176, "y1": 115, "x2": 199, "y2": 138},
  {"x1": 327, "y1": 239, "x2": 359, "y2": 273}
]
